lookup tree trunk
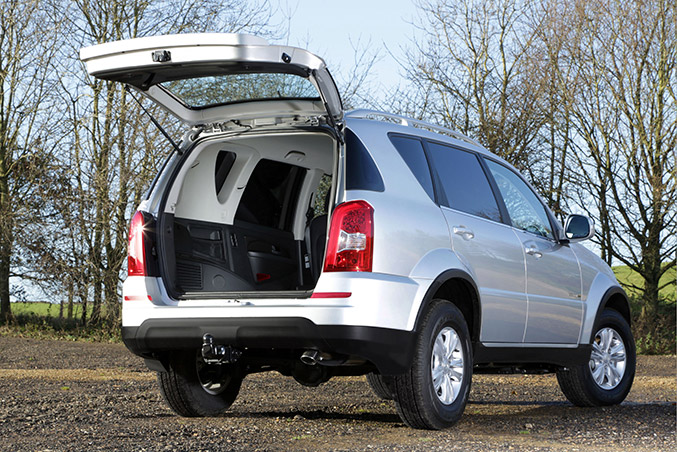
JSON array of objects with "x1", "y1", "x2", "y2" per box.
[
  {"x1": 67, "y1": 281, "x2": 73, "y2": 320},
  {"x1": 104, "y1": 269, "x2": 119, "y2": 322},
  {"x1": 81, "y1": 292, "x2": 88, "y2": 326},
  {"x1": 639, "y1": 221, "x2": 664, "y2": 335},
  {"x1": 0, "y1": 155, "x2": 11, "y2": 324},
  {"x1": 0, "y1": 243, "x2": 11, "y2": 324}
]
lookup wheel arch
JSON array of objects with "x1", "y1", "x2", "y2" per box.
[
  {"x1": 588, "y1": 286, "x2": 631, "y2": 343},
  {"x1": 413, "y1": 269, "x2": 481, "y2": 343}
]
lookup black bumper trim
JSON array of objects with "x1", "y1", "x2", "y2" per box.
[{"x1": 122, "y1": 317, "x2": 416, "y2": 376}]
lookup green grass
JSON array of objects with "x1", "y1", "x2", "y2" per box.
[
  {"x1": 613, "y1": 265, "x2": 676, "y2": 302},
  {"x1": 11, "y1": 302, "x2": 91, "y2": 318},
  {"x1": 3, "y1": 302, "x2": 118, "y2": 342}
]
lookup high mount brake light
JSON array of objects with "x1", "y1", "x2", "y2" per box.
[{"x1": 323, "y1": 200, "x2": 374, "y2": 272}]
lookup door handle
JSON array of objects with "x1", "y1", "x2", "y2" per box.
[
  {"x1": 525, "y1": 246, "x2": 542, "y2": 259},
  {"x1": 453, "y1": 225, "x2": 475, "y2": 240}
]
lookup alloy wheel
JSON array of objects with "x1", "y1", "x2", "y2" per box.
[
  {"x1": 431, "y1": 326, "x2": 465, "y2": 405},
  {"x1": 589, "y1": 327, "x2": 626, "y2": 390}
]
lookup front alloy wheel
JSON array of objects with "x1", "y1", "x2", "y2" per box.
[
  {"x1": 589, "y1": 327, "x2": 626, "y2": 390},
  {"x1": 556, "y1": 309, "x2": 635, "y2": 407}
]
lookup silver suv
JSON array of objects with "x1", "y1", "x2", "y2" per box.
[{"x1": 81, "y1": 33, "x2": 635, "y2": 430}]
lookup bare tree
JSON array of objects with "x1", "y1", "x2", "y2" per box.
[
  {"x1": 0, "y1": 0, "x2": 61, "y2": 322},
  {"x1": 563, "y1": 0, "x2": 676, "y2": 331},
  {"x1": 399, "y1": 0, "x2": 548, "y2": 169},
  {"x1": 47, "y1": 0, "x2": 274, "y2": 325}
]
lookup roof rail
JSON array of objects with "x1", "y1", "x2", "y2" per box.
[{"x1": 346, "y1": 109, "x2": 482, "y2": 147}]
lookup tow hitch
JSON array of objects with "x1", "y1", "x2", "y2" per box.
[{"x1": 201, "y1": 333, "x2": 242, "y2": 365}]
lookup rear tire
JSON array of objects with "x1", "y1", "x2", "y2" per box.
[
  {"x1": 392, "y1": 299, "x2": 472, "y2": 430},
  {"x1": 157, "y1": 350, "x2": 243, "y2": 417},
  {"x1": 366, "y1": 373, "x2": 394, "y2": 400},
  {"x1": 557, "y1": 309, "x2": 635, "y2": 407}
]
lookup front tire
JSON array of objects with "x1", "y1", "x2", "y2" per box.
[
  {"x1": 392, "y1": 299, "x2": 472, "y2": 429},
  {"x1": 557, "y1": 309, "x2": 635, "y2": 407},
  {"x1": 157, "y1": 350, "x2": 243, "y2": 417}
]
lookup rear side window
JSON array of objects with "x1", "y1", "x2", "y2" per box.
[
  {"x1": 389, "y1": 135, "x2": 435, "y2": 200},
  {"x1": 426, "y1": 142, "x2": 501, "y2": 223},
  {"x1": 235, "y1": 159, "x2": 305, "y2": 230},
  {"x1": 214, "y1": 150, "x2": 236, "y2": 194},
  {"x1": 345, "y1": 129, "x2": 384, "y2": 192}
]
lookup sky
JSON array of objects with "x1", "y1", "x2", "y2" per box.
[{"x1": 270, "y1": 0, "x2": 419, "y2": 100}]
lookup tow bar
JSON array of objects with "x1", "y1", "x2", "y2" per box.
[{"x1": 201, "y1": 333, "x2": 242, "y2": 365}]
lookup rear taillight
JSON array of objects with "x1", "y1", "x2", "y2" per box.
[
  {"x1": 128, "y1": 210, "x2": 152, "y2": 277},
  {"x1": 323, "y1": 200, "x2": 374, "y2": 272}
]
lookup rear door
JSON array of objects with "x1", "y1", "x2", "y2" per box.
[
  {"x1": 425, "y1": 141, "x2": 528, "y2": 343},
  {"x1": 80, "y1": 33, "x2": 343, "y2": 129},
  {"x1": 483, "y1": 159, "x2": 583, "y2": 344}
]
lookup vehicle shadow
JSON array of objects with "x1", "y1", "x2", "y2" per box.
[
  {"x1": 224, "y1": 409, "x2": 402, "y2": 424},
  {"x1": 468, "y1": 400, "x2": 570, "y2": 406},
  {"x1": 222, "y1": 400, "x2": 674, "y2": 424}
]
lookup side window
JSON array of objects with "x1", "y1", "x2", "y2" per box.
[
  {"x1": 389, "y1": 134, "x2": 435, "y2": 200},
  {"x1": 235, "y1": 159, "x2": 305, "y2": 230},
  {"x1": 426, "y1": 141, "x2": 502, "y2": 222},
  {"x1": 214, "y1": 150, "x2": 236, "y2": 194},
  {"x1": 345, "y1": 129, "x2": 385, "y2": 192},
  {"x1": 485, "y1": 160, "x2": 553, "y2": 239}
]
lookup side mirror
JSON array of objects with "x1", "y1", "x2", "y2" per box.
[{"x1": 563, "y1": 214, "x2": 595, "y2": 242}]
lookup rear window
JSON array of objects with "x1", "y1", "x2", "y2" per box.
[
  {"x1": 389, "y1": 134, "x2": 435, "y2": 200},
  {"x1": 235, "y1": 159, "x2": 305, "y2": 230},
  {"x1": 160, "y1": 73, "x2": 319, "y2": 108},
  {"x1": 426, "y1": 142, "x2": 502, "y2": 223},
  {"x1": 345, "y1": 129, "x2": 384, "y2": 192}
]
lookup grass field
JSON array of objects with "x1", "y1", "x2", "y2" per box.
[
  {"x1": 613, "y1": 265, "x2": 676, "y2": 302},
  {"x1": 10, "y1": 302, "x2": 91, "y2": 318}
]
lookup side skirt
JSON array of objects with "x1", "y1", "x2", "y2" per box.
[{"x1": 473, "y1": 343, "x2": 592, "y2": 373}]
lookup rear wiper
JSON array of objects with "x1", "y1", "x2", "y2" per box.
[{"x1": 125, "y1": 85, "x2": 182, "y2": 155}]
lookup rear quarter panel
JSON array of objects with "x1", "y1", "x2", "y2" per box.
[
  {"x1": 342, "y1": 119, "x2": 478, "y2": 331},
  {"x1": 342, "y1": 119, "x2": 452, "y2": 278}
]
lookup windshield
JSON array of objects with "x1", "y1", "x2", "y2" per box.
[{"x1": 159, "y1": 73, "x2": 320, "y2": 109}]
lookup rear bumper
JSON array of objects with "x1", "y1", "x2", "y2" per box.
[
  {"x1": 122, "y1": 317, "x2": 415, "y2": 375},
  {"x1": 122, "y1": 272, "x2": 429, "y2": 331}
]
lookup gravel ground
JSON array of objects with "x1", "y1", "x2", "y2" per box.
[{"x1": 0, "y1": 336, "x2": 674, "y2": 451}]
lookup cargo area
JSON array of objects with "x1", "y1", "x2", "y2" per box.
[{"x1": 158, "y1": 130, "x2": 337, "y2": 297}]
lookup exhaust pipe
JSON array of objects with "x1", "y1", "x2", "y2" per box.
[
  {"x1": 300, "y1": 350, "x2": 348, "y2": 367},
  {"x1": 300, "y1": 350, "x2": 320, "y2": 366}
]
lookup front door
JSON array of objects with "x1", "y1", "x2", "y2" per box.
[{"x1": 484, "y1": 159, "x2": 583, "y2": 344}]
